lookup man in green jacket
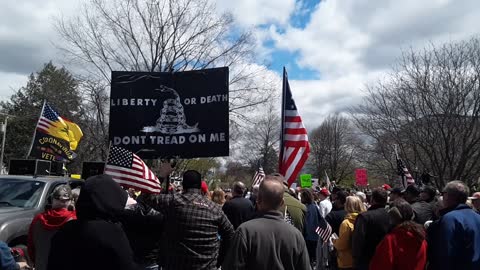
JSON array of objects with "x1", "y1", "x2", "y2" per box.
[{"x1": 282, "y1": 189, "x2": 307, "y2": 233}]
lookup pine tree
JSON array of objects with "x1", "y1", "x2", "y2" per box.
[{"x1": 0, "y1": 62, "x2": 83, "y2": 169}]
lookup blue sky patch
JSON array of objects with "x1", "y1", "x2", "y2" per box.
[{"x1": 291, "y1": 0, "x2": 320, "y2": 28}]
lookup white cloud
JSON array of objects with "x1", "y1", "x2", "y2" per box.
[
  {"x1": 0, "y1": 72, "x2": 27, "y2": 101},
  {"x1": 216, "y1": 0, "x2": 295, "y2": 26},
  {"x1": 269, "y1": 0, "x2": 480, "y2": 129},
  {"x1": 289, "y1": 70, "x2": 384, "y2": 130},
  {"x1": 2, "y1": 0, "x2": 480, "y2": 132},
  {"x1": 0, "y1": 0, "x2": 80, "y2": 95},
  {"x1": 273, "y1": 0, "x2": 480, "y2": 77}
]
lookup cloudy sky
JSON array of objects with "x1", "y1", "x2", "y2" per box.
[{"x1": 1, "y1": 0, "x2": 480, "y2": 129}]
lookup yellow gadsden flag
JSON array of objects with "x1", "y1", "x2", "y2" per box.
[{"x1": 36, "y1": 102, "x2": 83, "y2": 150}]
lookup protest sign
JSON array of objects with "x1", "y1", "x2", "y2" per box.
[
  {"x1": 355, "y1": 168, "x2": 368, "y2": 186},
  {"x1": 300, "y1": 174, "x2": 312, "y2": 188},
  {"x1": 109, "y1": 68, "x2": 229, "y2": 158}
]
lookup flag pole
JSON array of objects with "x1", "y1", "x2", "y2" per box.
[
  {"x1": 394, "y1": 144, "x2": 399, "y2": 160},
  {"x1": 278, "y1": 67, "x2": 287, "y2": 174},
  {"x1": 26, "y1": 100, "x2": 47, "y2": 159},
  {"x1": 103, "y1": 141, "x2": 112, "y2": 174},
  {"x1": 164, "y1": 158, "x2": 170, "y2": 194},
  {"x1": 0, "y1": 116, "x2": 8, "y2": 174},
  {"x1": 394, "y1": 144, "x2": 406, "y2": 188}
]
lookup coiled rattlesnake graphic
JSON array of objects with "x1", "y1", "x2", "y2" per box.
[{"x1": 142, "y1": 85, "x2": 199, "y2": 134}]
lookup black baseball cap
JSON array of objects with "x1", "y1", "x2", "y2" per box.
[
  {"x1": 404, "y1": 185, "x2": 420, "y2": 196},
  {"x1": 420, "y1": 186, "x2": 436, "y2": 199},
  {"x1": 390, "y1": 187, "x2": 404, "y2": 195}
]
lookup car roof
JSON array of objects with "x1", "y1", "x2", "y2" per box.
[{"x1": 0, "y1": 175, "x2": 76, "y2": 183}]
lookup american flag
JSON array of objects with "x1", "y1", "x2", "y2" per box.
[
  {"x1": 279, "y1": 68, "x2": 310, "y2": 186},
  {"x1": 252, "y1": 166, "x2": 265, "y2": 187},
  {"x1": 37, "y1": 102, "x2": 63, "y2": 133},
  {"x1": 105, "y1": 146, "x2": 161, "y2": 193},
  {"x1": 316, "y1": 216, "x2": 333, "y2": 243},
  {"x1": 395, "y1": 148, "x2": 415, "y2": 187}
]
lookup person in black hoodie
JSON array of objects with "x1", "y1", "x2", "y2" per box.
[
  {"x1": 326, "y1": 190, "x2": 348, "y2": 235},
  {"x1": 326, "y1": 190, "x2": 348, "y2": 270},
  {"x1": 351, "y1": 188, "x2": 390, "y2": 270},
  {"x1": 404, "y1": 185, "x2": 435, "y2": 225},
  {"x1": 222, "y1": 181, "x2": 254, "y2": 229},
  {"x1": 47, "y1": 174, "x2": 139, "y2": 270},
  {"x1": 119, "y1": 193, "x2": 164, "y2": 269}
]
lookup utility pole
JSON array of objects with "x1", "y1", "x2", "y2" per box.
[
  {"x1": 0, "y1": 113, "x2": 14, "y2": 174},
  {"x1": 0, "y1": 116, "x2": 8, "y2": 174}
]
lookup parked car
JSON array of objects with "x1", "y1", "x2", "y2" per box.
[{"x1": 0, "y1": 175, "x2": 83, "y2": 247}]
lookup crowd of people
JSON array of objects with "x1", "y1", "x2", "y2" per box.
[{"x1": 3, "y1": 165, "x2": 480, "y2": 270}]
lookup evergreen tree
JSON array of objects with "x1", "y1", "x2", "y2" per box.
[{"x1": 0, "y1": 62, "x2": 83, "y2": 170}]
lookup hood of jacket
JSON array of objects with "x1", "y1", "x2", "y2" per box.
[
  {"x1": 345, "y1": 212, "x2": 359, "y2": 223},
  {"x1": 76, "y1": 174, "x2": 128, "y2": 221},
  {"x1": 33, "y1": 208, "x2": 77, "y2": 230}
]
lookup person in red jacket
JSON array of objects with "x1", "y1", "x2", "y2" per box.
[
  {"x1": 28, "y1": 185, "x2": 76, "y2": 270},
  {"x1": 370, "y1": 199, "x2": 427, "y2": 270}
]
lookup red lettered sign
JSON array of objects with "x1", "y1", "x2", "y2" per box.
[{"x1": 355, "y1": 168, "x2": 368, "y2": 186}]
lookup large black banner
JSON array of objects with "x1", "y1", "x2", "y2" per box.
[{"x1": 109, "y1": 67, "x2": 229, "y2": 158}]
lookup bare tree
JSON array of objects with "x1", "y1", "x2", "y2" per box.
[
  {"x1": 219, "y1": 161, "x2": 252, "y2": 187},
  {"x1": 171, "y1": 157, "x2": 220, "y2": 177},
  {"x1": 77, "y1": 78, "x2": 110, "y2": 161},
  {"x1": 55, "y1": 0, "x2": 276, "y2": 159},
  {"x1": 352, "y1": 38, "x2": 480, "y2": 188},
  {"x1": 239, "y1": 104, "x2": 280, "y2": 174},
  {"x1": 309, "y1": 114, "x2": 361, "y2": 184},
  {"x1": 55, "y1": 0, "x2": 273, "y2": 111}
]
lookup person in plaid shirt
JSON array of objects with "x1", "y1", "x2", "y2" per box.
[{"x1": 148, "y1": 169, "x2": 234, "y2": 270}]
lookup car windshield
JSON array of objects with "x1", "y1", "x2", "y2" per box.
[{"x1": 0, "y1": 179, "x2": 45, "y2": 208}]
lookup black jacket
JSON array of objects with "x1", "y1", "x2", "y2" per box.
[
  {"x1": 222, "y1": 196, "x2": 254, "y2": 229},
  {"x1": 222, "y1": 210, "x2": 310, "y2": 270},
  {"x1": 249, "y1": 194, "x2": 257, "y2": 210},
  {"x1": 412, "y1": 201, "x2": 435, "y2": 225},
  {"x1": 119, "y1": 195, "x2": 164, "y2": 266},
  {"x1": 48, "y1": 175, "x2": 139, "y2": 270},
  {"x1": 352, "y1": 205, "x2": 390, "y2": 269},
  {"x1": 326, "y1": 208, "x2": 347, "y2": 235}
]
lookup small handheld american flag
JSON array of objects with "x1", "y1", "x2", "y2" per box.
[
  {"x1": 104, "y1": 146, "x2": 161, "y2": 193},
  {"x1": 316, "y1": 217, "x2": 333, "y2": 243},
  {"x1": 252, "y1": 166, "x2": 265, "y2": 187}
]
